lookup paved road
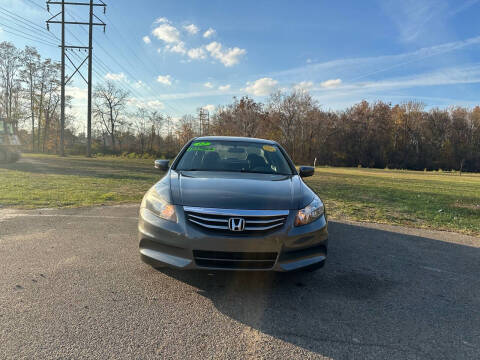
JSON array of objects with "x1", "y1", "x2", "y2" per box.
[{"x1": 0, "y1": 206, "x2": 479, "y2": 359}]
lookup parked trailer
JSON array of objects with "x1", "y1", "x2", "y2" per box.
[{"x1": 0, "y1": 119, "x2": 21, "y2": 163}]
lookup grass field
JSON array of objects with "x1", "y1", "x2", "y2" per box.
[{"x1": 1, "y1": 153, "x2": 479, "y2": 236}]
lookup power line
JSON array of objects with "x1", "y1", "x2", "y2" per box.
[
  {"x1": 23, "y1": 0, "x2": 47, "y2": 11},
  {"x1": 103, "y1": 12, "x2": 191, "y2": 115},
  {"x1": 0, "y1": 5, "x2": 55, "y2": 37},
  {"x1": 68, "y1": 9, "x2": 188, "y2": 115},
  {"x1": 0, "y1": 22, "x2": 58, "y2": 47},
  {"x1": 26, "y1": 0, "x2": 189, "y2": 117},
  {"x1": 64, "y1": 10, "x2": 148, "y2": 96},
  {"x1": 65, "y1": 5, "x2": 187, "y2": 123},
  {"x1": 0, "y1": 15, "x2": 56, "y2": 43}
]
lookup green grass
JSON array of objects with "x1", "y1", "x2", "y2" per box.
[
  {"x1": 1, "y1": 154, "x2": 479, "y2": 236},
  {"x1": 307, "y1": 167, "x2": 480, "y2": 236},
  {"x1": 0, "y1": 153, "x2": 160, "y2": 208}
]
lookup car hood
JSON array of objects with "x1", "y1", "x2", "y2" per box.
[{"x1": 168, "y1": 170, "x2": 314, "y2": 210}]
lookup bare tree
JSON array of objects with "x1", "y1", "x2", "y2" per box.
[
  {"x1": 148, "y1": 110, "x2": 163, "y2": 153},
  {"x1": 0, "y1": 42, "x2": 22, "y2": 128},
  {"x1": 176, "y1": 114, "x2": 196, "y2": 145},
  {"x1": 134, "y1": 107, "x2": 149, "y2": 154},
  {"x1": 21, "y1": 46, "x2": 41, "y2": 151},
  {"x1": 42, "y1": 62, "x2": 61, "y2": 152},
  {"x1": 93, "y1": 81, "x2": 129, "y2": 152}
]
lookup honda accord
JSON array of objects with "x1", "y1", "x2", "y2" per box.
[{"x1": 138, "y1": 136, "x2": 328, "y2": 271}]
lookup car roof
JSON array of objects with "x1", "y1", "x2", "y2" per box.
[{"x1": 193, "y1": 136, "x2": 277, "y2": 145}]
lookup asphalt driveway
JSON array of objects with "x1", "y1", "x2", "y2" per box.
[{"x1": 0, "y1": 205, "x2": 479, "y2": 359}]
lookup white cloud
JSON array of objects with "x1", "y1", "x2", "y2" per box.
[
  {"x1": 293, "y1": 81, "x2": 314, "y2": 92},
  {"x1": 205, "y1": 41, "x2": 246, "y2": 67},
  {"x1": 273, "y1": 35, "x2": 480, "y2": 86},
  {"x1": 379, "y1": 0, "x2": 447, "y2": 43},
  {"x1": 320, "y1": 79, "x2": 342, "y2": 88},
  {"x1": 218, "y1": 84, "x2": 231, "y2": 91},
  {"x1": 148, "y1": 20, "x2": 246, "y2": 67},
  {"x1": 128, "y1": 98, "x2": 165, "y2": 110},
  {"x1": 306, "y1": 58, "x2": 313, "y2": 64},
  {"x1": 187, "y1": 47, "x2": 207, "y2": 60},
  {"x1": 157, "y1": 75, "x2": 172, "y2": 86},
  {"x1": 205, "y1": 42, "x2": 221, "y2": 54},
  {"x1": 450, "y1": 0, "x2": 480, "y2": 16},
  {"x1": 154, "y1": 17, "x2": 169, "y2": 24},
  {"x1": 146, "y1": 63, "x2": 480, "y2": 106},
  {"x1": 302, "y1": 64, "x2": 480, "y2": 108},
  {"x1": 66, "y1": 86, "x2": 87, "y2": 101},
  {"x1": 203, "y1": 28, "x2": 215, "y2": 38},
  {"x1": 104, "y1": 72, "x2": 127, "y2": 81},
  {"x1": 133, "y1": 80, "x2": 146, "y2": 89},
  {"x1": 152, "y1": 23, "x2": 180, "y2": 43},
  {"x1": 356, "y1": 65, "x2": 480, "y2": 91},
  {"x1": 184, "y1": 24, "x2": 199, "y2": 35},
  {"x1": 203, "y1": 104, "x2": 215, "y2": 112},
  {"x1": 244, "y1": 77, "x2": 278, "y2": 96},
  {"x1": 146, "y1": 100, "x2": 164, "y2": 109},
  {"x1": 166, "y1": 41, "x2": 187, "y2": 54},
  {"x1": 204, "y1": 82, "x2": 214, "y2": 88},
  {"x1": 142, "y1": 36, "x2": 151, "y2": 44}
]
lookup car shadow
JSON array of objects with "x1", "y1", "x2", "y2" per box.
[{"x1": 155, "y1": 221, "x2": 480, "y2": 359}]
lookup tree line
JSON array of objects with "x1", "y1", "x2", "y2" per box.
[
  {"x1": 0, "y1": 41, "x2": 176, "y2": 157},
  {"x1": 200, "y1": 93, "x2": 480, "y2": 172},
  {"x1": 1, "y1": 41, "x2": 479, "y2": 172},
  {"x1": 0, "y1": 41, "x2": 66, "y2": 153}
]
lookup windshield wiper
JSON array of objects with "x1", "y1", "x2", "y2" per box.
[
  {"x1": 240, "y1": 169, "x2": 282, "y2": 175},
  {"x1": 180, "y1": 168, "x2": 290, "y2": 175}
]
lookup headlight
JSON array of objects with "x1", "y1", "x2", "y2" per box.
[
  {"x1": 295, "y1": 195, "x2": 324, "y2": 226},
  {"x1": 141, "y1": 185, "x2": 177, "y2": 222}
]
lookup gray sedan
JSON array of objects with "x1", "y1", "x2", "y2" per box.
[{"x1": 138, "y1": 136, "x2": 328, "y2": 271}]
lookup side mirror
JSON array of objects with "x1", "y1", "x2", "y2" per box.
[
  {"x1": 154, "y1": 159, "x2": 169, "y2": 171},
  {"x1": 299, "y1": 166, "x2": 315, "y2": 178}
]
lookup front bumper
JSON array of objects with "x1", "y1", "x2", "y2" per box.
[{"x1": 138, "y1": 206, "x2": 328, "y2": 272}]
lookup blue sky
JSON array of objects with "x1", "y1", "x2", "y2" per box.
[{"x1": 1, "y1": 0, "x2": 480, "y2": 122}]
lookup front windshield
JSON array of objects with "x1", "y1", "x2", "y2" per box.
[{"x1": 175, "y1": 140, "x2": 293, "y2": 175}]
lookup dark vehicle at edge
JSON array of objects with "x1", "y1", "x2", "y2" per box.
[
  {"x1": 138, "y1": 136, "x2": 328, "y2": 272},
  {"x1": 0, "y1": 119, "x2": 21, "y2": 163}
]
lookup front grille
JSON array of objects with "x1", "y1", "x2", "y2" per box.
[
  {"x1": 184, "y1": 206, "x2": 289, "y2": 234},
  {"x1": 193, "y1": 250, "x2": 277, "y2": 269}
]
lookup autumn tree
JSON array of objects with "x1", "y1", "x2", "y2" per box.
[
  {"x1": 0, "y1": 42, "x2": 23, "y2": 130},
  {"x1": 93, "y1": 81, "x2": 129, "y2": 152}
]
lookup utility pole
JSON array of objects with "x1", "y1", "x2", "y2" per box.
[
  {"x1": 198, "y1": 108, "x2": 210, "y2": 136},
  {"x1": 87, "y1": 0, "x2": 94, "y2": 157},
  {"x1": 60, "y1": 0, "x2": 65, "y2": 156},
  {"x1": 46, "y1": 0, "x2": 106, "y2": 157}
]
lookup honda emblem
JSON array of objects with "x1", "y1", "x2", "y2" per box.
[{"x1": 228, "y1": 218, "x2": 245, "y2": 231}]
